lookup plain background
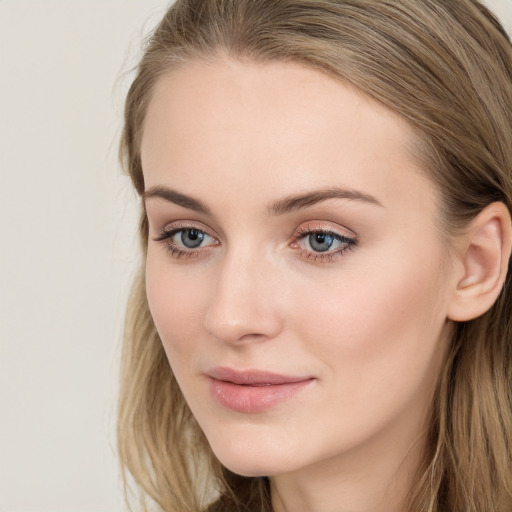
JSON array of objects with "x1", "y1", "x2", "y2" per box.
[{"x1": 0, "y1": 1, "x2": 510, "y2": 511}]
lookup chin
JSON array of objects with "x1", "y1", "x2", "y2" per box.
[{"x1": 206, "y1": 433, "x2": 303, "y2": 478}]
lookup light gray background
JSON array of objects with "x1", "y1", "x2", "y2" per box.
[{"x1": 1, "y1": 1, "x2": 510, "y2": 511}]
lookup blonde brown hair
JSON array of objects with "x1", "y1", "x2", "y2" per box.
[{"x1": 118, "y1": 1, "x2": 512, "y2": 510}]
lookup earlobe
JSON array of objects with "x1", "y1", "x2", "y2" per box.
[{"x1": 447, "y1": 202, "x2": 512, "y2": 322}]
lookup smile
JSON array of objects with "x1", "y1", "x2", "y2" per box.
[{"x1": 207, "y1": 367, "x2": 315, "y2": 413}]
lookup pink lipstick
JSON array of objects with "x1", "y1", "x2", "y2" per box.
[{"x1": 207, "y1": 367, "x2": 314, "y2": 413}]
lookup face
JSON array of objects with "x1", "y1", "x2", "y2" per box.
[{"x1": 141, "y1": 58, "x2": 455, "y2": 479}]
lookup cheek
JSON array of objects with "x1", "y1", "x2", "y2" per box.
[
  {"x1": 292, "y1": 246, "x2": 449, "y2": 393},
  {"x1": 272, "y1": 249, "x2": 451, "y2": 462},
  {"x1": 145, "y1": 255, "x2": 209, "y2": 361}
]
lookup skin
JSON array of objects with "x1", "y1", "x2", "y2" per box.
[{"x1": 141, "y1": 57, "x2": 461, "y2": 512}]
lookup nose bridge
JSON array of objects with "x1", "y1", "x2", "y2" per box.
[{"x1": 203, "y1": 243, "x2": 282, "y2": 344}]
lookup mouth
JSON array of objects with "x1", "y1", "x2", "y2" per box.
[{"x1": 206, "y1": 367, "x2": 315, "y2": 413}]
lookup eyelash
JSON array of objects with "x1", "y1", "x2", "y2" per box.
[
  {"x1": 154, "y1": 223, "x2": 218, "y2": 260},
  {"x1": 153, "y1": 223, "x2": 358, "y2": 262},
  {"x1": 292, "y1": 226, "x2": 357, "y2": 262}
]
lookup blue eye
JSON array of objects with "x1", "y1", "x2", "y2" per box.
[
  {"x1": 302, "y1": 231, "x2": 349, "y2": 254},
  {"x1": 154, "y1": 225, "x2": 218, "y2": 258},
  {"x1": 308, "y1": 232, "x2": 336, "y2": 252},
  {"x1": 294, "y1": 226, "x2": 357, "y2": 261},
  {"x1": 180, "y1": 228, "x2": 206, "y2": 248}
]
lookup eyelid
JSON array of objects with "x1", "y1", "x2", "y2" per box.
[
  {"x1": 154, "y1": 220, "x2": 218, "y2": 239},
  {"x1": 292, "y1": 220, "x2": 358, "y2": 240}
]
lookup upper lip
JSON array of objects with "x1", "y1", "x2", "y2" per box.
[{"x1": 207, "y1": 367, "x2": 313, "y2": 386}]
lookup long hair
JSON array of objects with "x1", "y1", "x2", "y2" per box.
[{"x1": 117, "y1": 1, "x2": 512, "y2": 510}]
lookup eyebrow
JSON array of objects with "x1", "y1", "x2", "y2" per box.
[
  {"x1": 268, "y1": 187, "x2": 383, "y2": 215},
  {"x1": 143, "y1": 185, "x2": 382, "y2": 216},
  {"x1": 143, "y1": 186, "x2": 211, "y2": 214}
]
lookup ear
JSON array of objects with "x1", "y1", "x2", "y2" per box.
[{"x1": 447, "y1": 202, "x2": 512, "y2": 322}]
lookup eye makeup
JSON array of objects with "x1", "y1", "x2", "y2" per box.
[
  {"x1": 152, "y1": 220, "x2": 358, "y2": 263},
  {"x1": 154, "y1": 222, "x2": 219, "y2": 260},
  {"x1": 290, "y1": 222, "x2": 358, "y2": 263}
]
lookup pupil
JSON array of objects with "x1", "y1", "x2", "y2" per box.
[
  {"x1": 181, "y1": 229, "x2": 204, "y2": 248},
  {"x1": 309, "y1": 233, "x2": 333, "y2": 252}
]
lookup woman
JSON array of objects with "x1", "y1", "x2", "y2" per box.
[{"x1": 117, "y1": 1, "x2": 512, "y2": 511}]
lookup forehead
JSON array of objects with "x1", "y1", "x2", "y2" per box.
[{"x1": 140, "y1": 57, "x2": 435, "y2": 214}]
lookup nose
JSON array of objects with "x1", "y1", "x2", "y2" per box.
[{"x1": 203, "y1": 248, "x2": 283, "y2": 345}]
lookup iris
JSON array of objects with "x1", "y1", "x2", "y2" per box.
[
  {"x1": 309, "y1": 233, "x2": 334, "y2": 252},
  {"x1": 181, "y1": 229, "x2": 205, "y2": 248}
]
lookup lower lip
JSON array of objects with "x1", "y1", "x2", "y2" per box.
[{"x1": 208, "y1": 378, "x2": 314, "y2": 413}]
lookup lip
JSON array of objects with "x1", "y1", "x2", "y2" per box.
[{"x1": 206, "y1": 367, "x2": 315, "y2": 413}]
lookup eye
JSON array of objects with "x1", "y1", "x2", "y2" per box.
[
  {"x1": 307, "y1": 232, "x2": 339, "y2": 253},
  {"x1": 179, "y1": 228, "x2": 208, "y2": 249},
  {"x1": 154, "y1": 224, "x2": 219, "y2": 259},
  {"x1": 292, "y1": 223, "x2": 357, "y2": 262}
]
